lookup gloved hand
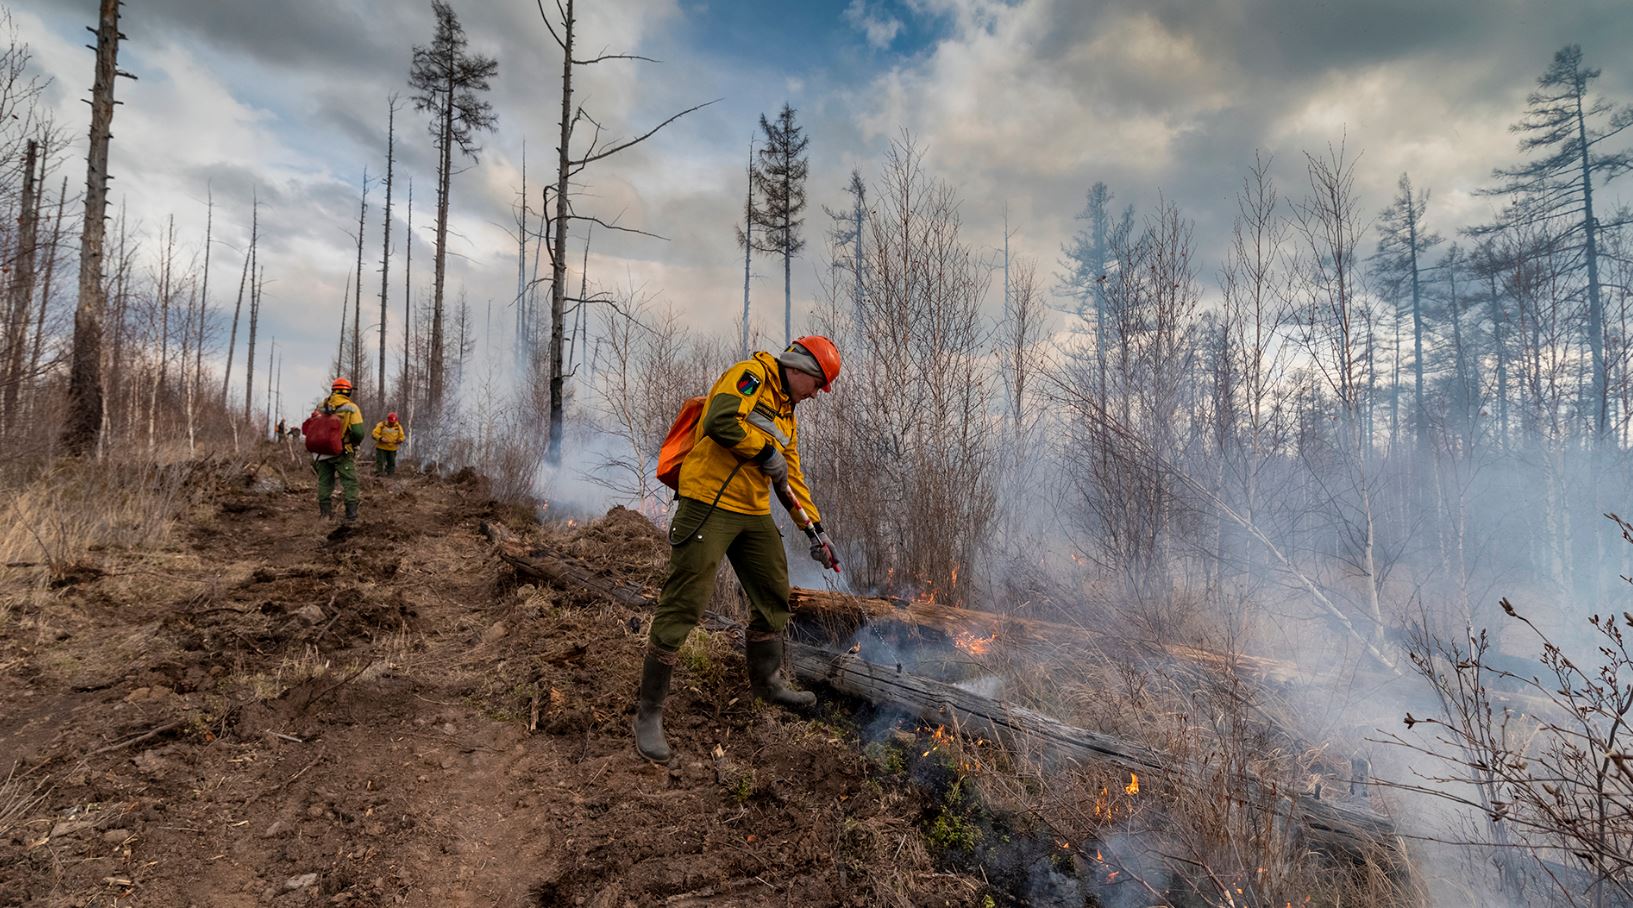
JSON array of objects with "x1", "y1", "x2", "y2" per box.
[
  {"x1": 759, "y1": 447, "x2": 789, "y2": 485},
  {"x1": 809, "y1": 539, "x2": 834, "y2": 568},
  {"x1": 808, "y1": 522, "x2": 840, "y2": 571}
]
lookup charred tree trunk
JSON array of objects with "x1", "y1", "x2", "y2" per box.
[
  {"x1": 27, "y1": 175, "x2": 69, "y2": 410},
  {"x1": 785, "y1": 644, "x2": 1401, "y2": 860},
  {"x1": 429, "y1": 75, "x2": 453, "y2": 411},
  {"x1": 378, "y1": 97, "x2": 397, "y2": 403},
  {"x1": 2, "y1": 138, "x2": 40, "y2": 434},
  {"x1": 223, "y1": 196, "x2": 255, "y2": 407},
  {"x1": 63, "y1": 0, "x2": 127, "y2": 456},
  {"x1": 546, "y1": 0, "x2": 575, "y2": 466},
  {"x1": 196, "y1": 188, "x2": 212, "y2": 409},
  {"x1": 2, "y1": 138, "x2": 39, "y2": 433},
  {"x1": 352, "y1": 168, "x2": 368, "y2": 385},
  {"x1": 106, "y1": 205, "x2": 128, "y2": 440},
  {"x1": 243, "y1": 232, "x2": 260, "y2": 424},
  {"x1": 402, "y1": 178, "x2": 413, "y2": 409},
  {"x1": 147, "y1": 215, "x2": 175, "y2": 451}
]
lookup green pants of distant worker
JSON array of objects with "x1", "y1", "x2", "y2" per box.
[
  {"x1": 648, "y1": 497, "x2": 791, "y2": 653},
  {"x1": 375, "y1": 449, "x2": 397, "y2": 476},
  {"x1": 314, "y1": 456, "x2": 359, "y2": 507}
]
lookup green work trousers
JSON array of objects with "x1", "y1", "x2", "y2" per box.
[
  {"x1": 649, "y1": 497, "x2": 790, "y2": 653},
  {"x1": 314, "y1": 456, "x2": 359, "y2": 507},
  {"x1": 375, "y1": 449, "x2": 397, "y2": 475}
]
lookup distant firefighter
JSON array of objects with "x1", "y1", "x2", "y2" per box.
[{"x1": 371, "y1": 412, "x2": 407, "y2": 477}]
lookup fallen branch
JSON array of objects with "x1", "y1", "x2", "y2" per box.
[
  {"x1": 477, "y1": 520, "x2": 1399, "y2": 860},
  {"x1": 786, "y1": 642, "x2": 1402, "y2": 861},
  {"x1": 480, "y1": 521, "x2": 653, "y2": 609},
  {"x1": 788, "y1": 587, "x2": 1301, "y2": 684},
  {"x1": 479, "y1": 521, "x2": 1296, "y2": 683},
  {"x1": 86, "y1": 719, "x2": 188, "y2": 757}
]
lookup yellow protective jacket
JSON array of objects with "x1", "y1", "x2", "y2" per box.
[
  {"x1": 319, "y1": 392, "x2": 365, "y2": 458},
  {"x1": 678, "y1": 351, "x2": 821, "y2": 524},
  {"x1": 372, "y1": 421, "x2": 406, "y2": 451}
]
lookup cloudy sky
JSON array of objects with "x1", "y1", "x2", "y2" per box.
[{"x1": 14, "y1": 0, "x2": 1633, "y2": 406}]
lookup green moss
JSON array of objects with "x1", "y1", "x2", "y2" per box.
[
  {"x1": 864, "y1": 740, "x2": 908, "y2": 775},
  {"x1": 729, "y1": 772, "x2": 755, "y2": 804},
  {"x1": 925, "y1": 806, "x2": 982, "y2": 853}
]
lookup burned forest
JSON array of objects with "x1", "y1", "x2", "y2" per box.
[{"x1": 5, "y1": 2, "x2": 1633, "y2": 907}]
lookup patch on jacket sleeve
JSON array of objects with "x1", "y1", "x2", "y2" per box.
[{"x1": 735, "y1": 369, "x2": 762, "y2": 396}]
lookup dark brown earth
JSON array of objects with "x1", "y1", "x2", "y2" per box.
[{"x1": 0, "y1": 458, "x2": 984, "y2": 907}]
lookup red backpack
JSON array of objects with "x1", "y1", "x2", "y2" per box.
[
  {"x1": 302, "y1": 404, "x2": 346, "y2": 456},
  {"x1": 656, "y1": 396, "x2": 706, "y2": 490}
]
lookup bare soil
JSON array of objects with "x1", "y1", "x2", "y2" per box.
[{"x1": 0, "y1": 458, "x2": 983, "y2": 907}]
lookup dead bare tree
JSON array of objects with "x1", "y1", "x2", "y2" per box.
[
  {"x1": 1291, "y1": 141, "x2": 1392, "y2": 652},
  {"x1": 536, "y1": 0, "x2": 714, "y2": 465},
  {"x1": 63, "y1": 0, "x2": 133, "y2": 456},
  {"x1": 2, "y1": 137, "x2": 40, "y2": 433},
  {"x1": 350, "y1": 168, "x2": 369, "y2": 386},
  {"x1": 26, "y1": 174, "x2": 69, "y2": 408},
  {"x1": 145, "y1": 214, "x2": 174, "y2": 451},
  {"x1": 222, "y1": 194, "x2": 255, "y2": 408},
  {"x1": 378, "y1": 95, "x2": 398, "y2": 403},
  {"x1": 243, "y1": 232, "x2": 260, "y2": 424},
  {"x1": 195, "y1": 187, "x2": 211, "y2": 411},
  {"x1": 401, "y1": 178, "x2": 413, "y2": 408},
  {"x1": 408, "y1": 0, "x2": 497, "y2": 412},
  {"x1": 805, "y1": 135, "x2": 995, "y2": 599}
]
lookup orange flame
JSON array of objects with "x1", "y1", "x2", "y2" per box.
[
  {"x1": 1125, "y1": 772, "x2": 1140, "y2": 796},
  {"x1": 952, "y1": 629, "x2": 997, "y2": 656}
]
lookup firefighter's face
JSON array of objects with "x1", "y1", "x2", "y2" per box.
[{"x1": 787, "y1": 368, "x2": 822, "y2": 403}]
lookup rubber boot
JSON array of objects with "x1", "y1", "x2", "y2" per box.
[
  {"x1": 344, "y1": 500, "x2": 358, "y2": 523},
  {"x1": 634, "y1": 649, "x2": 674, "y2": 764},
  {"x1": 319, "y1": 500, "x2": 333, "y2": 520},
  {"x1": 746, "y1": 636, "x2": 816, "y2": 708}
]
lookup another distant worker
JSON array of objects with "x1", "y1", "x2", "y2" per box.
[{"x1": 371, "y1": 412, "x2": 407, "y2": 477}]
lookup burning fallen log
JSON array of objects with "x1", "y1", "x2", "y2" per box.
[
  {"x1": 788, "y1": 587, "x2": 1302, "y2": 685},
  {"x1": 786, "y1": 642, "x2": 1402, "y2": 861},
  {"x1": 479, "y1": 522, "x2": 1398, "y2": 860},
  {"x1": 479, "y1": 521, "x2": 1299, "y2": 684}
]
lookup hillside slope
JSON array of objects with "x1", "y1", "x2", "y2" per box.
[{"x1": 0, "y1": 458, "x2": 980, "y2": 907}]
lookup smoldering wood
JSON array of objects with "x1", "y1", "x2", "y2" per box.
[
  {"x1": 479, "y1": 523, "x2": 1396, "y2": 858},
  {"x1": 787, "y1": 587, "x2": 1301, "y2": 685},
  {"x1": 784, "y1": 642, "x2": 1401, "y2": 860}
]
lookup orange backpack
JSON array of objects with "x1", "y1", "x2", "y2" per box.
[{"x1": 656, "y1": 396, "x2": 706, "y2": 490}]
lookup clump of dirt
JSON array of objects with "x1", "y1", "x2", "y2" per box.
[{"x1": 0, "y1": 453, "x2": 985, "y2": 907}]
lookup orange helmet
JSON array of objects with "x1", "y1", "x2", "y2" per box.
[
  {"x1": 790, "y1": 335, "x2": 841, "y2": 392},
  {"x1": 331, "y1": 377, "x2": 353, "y2": 392}
]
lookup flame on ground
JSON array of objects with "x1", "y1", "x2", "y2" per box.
[
  {"x1": 952, "y1": 629, "x2": 997, "y2": 656},
  {"x1": 1125, "y1": 772, "x2": 1139, "y2": 795}
]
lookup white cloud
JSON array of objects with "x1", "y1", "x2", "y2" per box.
[{"x1": 843, "y1": 0, "x2": 903, "y2": 50}]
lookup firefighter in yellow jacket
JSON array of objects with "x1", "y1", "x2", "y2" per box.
[
  {"x1": 634, "y1": 336, "x2": 842, "y2": 764},
  {"x1": 371, "y1": 412, "x2": 406, "y2": 476},
  {"x1": 314, "y1": 378, "x2": 365, "y2": 522}
]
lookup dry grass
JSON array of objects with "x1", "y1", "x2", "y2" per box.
[
  {"x1": 946, "y1": 634, "x2": 1422, "y2": 907},
  {"x1": 0, "y1": 454, "x2": 218, "y2": 580},
  {"x1": 0, "y1": 763, "x2": 46, "y2": 841}
]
